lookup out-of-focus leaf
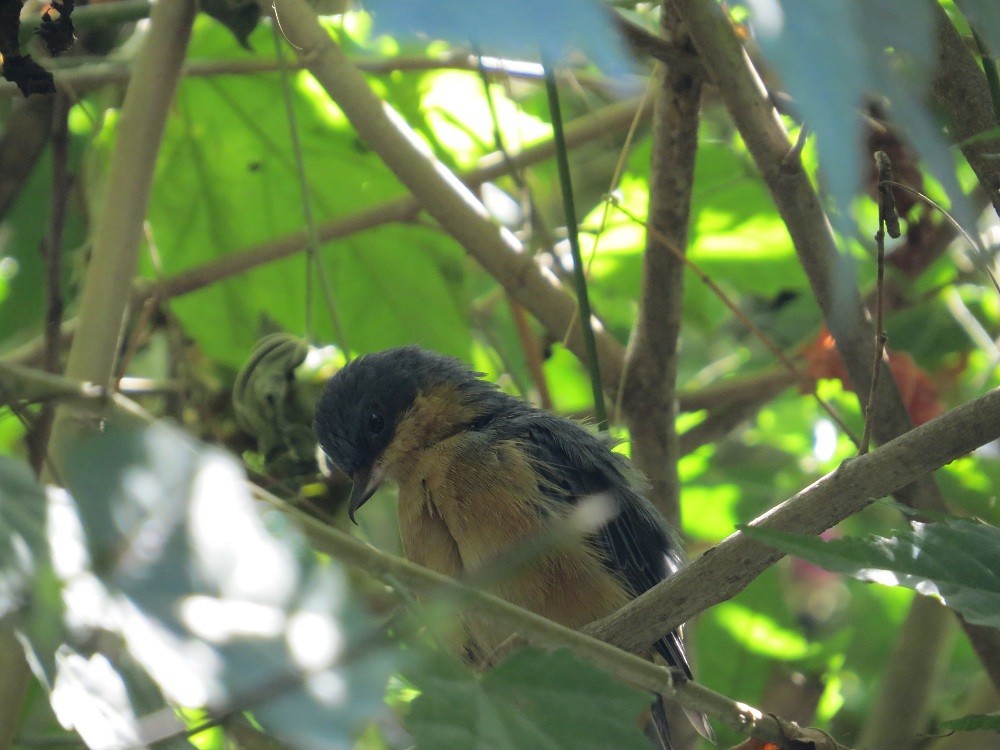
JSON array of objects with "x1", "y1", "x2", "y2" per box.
[
  {"x1": 742, "y1": 0, "x2": 971, "y2": 233},
  {"x1": 743, "y1": 519, "x2": 1000, "y2": 627},
  {"x1": 55, "y1": 416, "x2": 396, "y2": 748},
  {"x1": 0, "y1": 456, "x2": 48, "y2": 618},
  {"x1": 405, "y1": 648, "x2": 650, "y2": 750},
  {"x1": 957, "y1": 0, "x2": 1000, "y2": 58},
  {"x1": 364, "y1": 0, "x2": 631, "y2": 75},
  {"x1": 49, "y1": 647, "x2": 144, "y2": 750},
  {"x1": 0, "y1": 457, "x2": 64, "y2": 678}
]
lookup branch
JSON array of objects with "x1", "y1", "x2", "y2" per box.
[
  {"x1": 256, "y1": 486, "x2": 809, "y2": 749},
  {"x1": 0, "y1": 52, "x2": 624, "y2": 98},
  {"x1": 671, "y1": 0, "x2": 1000, "y2": 687},
  {"x1": 270, "y1": 0, "x2": 630, "y2": 398},
  {"x1": 620, "y1": 1, "x2": 703, "y2": 527},
  {"x1": 584, "y1": 385, "x2": 1000, "y2": 656}
]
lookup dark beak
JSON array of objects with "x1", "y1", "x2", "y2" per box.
[{"x1": 347, "y1": 464, "x2": 386, "y2": 524}]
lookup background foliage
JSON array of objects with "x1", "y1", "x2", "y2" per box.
[{"x1": 0, "y1": 0, "x2": 999, "y2": 748}]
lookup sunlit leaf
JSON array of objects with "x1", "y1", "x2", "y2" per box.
[{"x1": 56, "y1": 416, "x2": 396, "y2": 748}]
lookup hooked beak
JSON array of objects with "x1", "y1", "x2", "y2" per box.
[{"x1": 347, "y1": 463, "x2": 386, "y2": 524}]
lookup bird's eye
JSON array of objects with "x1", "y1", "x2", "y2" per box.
[{"x1": 367, "y1": 410, "x2": 385, "y2": 435}]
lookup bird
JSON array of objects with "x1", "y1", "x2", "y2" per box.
[{"x1": 314, "y1": 345, "x2": 710, "y2": 749}]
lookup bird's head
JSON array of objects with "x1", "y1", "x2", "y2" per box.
[{"x1": 315, "y1": 346, "x2": 496, "y2": 523}]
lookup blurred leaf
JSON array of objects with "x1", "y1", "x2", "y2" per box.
[
  {"x1": 742, "y1": 0, "x2": 971, "y2": 232},
  {"x1": 404, "y1": 648, "x2": 650, "y2": 750},
  {"x1": 51, "y1": 416, "x2": 397, "y2": 748},
  {"x1": 363, "y1": 0, "x2": 631, "y2": 75},
  {"x1": 957, "y1": 0, "x2": 1000, "y2": 58},
  {"x1": 0, "y1": 457, "x2": 64, "y2": 678},
  {"x1": 743, "y1": 519, "x2": 1000, "y2": 627}
]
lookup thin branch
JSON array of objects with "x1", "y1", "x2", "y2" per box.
[
  {"x1": 30, "y1": 94, "x2": 71, "y2": 474},
  {"x1": 583, "y1": 384, "x2": 1000, "y2": 659},
  {"x1": 620, "y1": 0, "x2": 703, "y2": 526},
  {"x1": 860, "y1": 151, "x2": 896, "y2": 454}
]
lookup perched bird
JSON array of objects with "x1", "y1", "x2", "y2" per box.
[{"x1": 315, "y1": 346, "x2": 709, "y2": 748}]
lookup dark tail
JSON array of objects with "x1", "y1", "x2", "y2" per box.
[{"x1": 645, "y1": 696, "x2": 673, "y2": 750}]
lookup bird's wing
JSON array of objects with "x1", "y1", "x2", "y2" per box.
[{"x1": 518, "y1": 416, "x2": 694, "y2": 679}]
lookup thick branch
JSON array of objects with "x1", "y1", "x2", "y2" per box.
[
  {"x1": 270, "y1": 0, "x2": 629, "y2": 398},
  {"x1": 620, "y1": 1, "x2": 703, "y2": 527},
  {"x1": 584, "y1": 385, "x2": 1000, "y2": 656}
]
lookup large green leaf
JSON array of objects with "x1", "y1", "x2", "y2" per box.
[
  {"x1": 405, "y1": 648, "x2": 651, "y2": 750},
  {"x1": 744, "y1": 519, "x2": 1000, "y2": 627}
]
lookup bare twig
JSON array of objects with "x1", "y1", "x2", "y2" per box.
[
  {"x1": 29, "y1": 94, "x2": 72, "y2": 474},
  {"x1": 860, "y1": 152, "x2": 894, "y2": 454}
]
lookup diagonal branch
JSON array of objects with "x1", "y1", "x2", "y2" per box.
[{"x1": 584, "y1": 385, "x2": 1000, "y2": 659}]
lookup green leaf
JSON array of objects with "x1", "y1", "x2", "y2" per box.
[
  {"x1": 405, "y1": 648, "x2": 651, "y2": 750},
  {"x1": 742, "y1": 519, "x2": 1000, "y2": 627},
  {"x1": 83, "y1": 20, "x2": 475, "y2": 367},
  {"x1": 938, "y1": 712, "x2": 1000, "y2": 732}
]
